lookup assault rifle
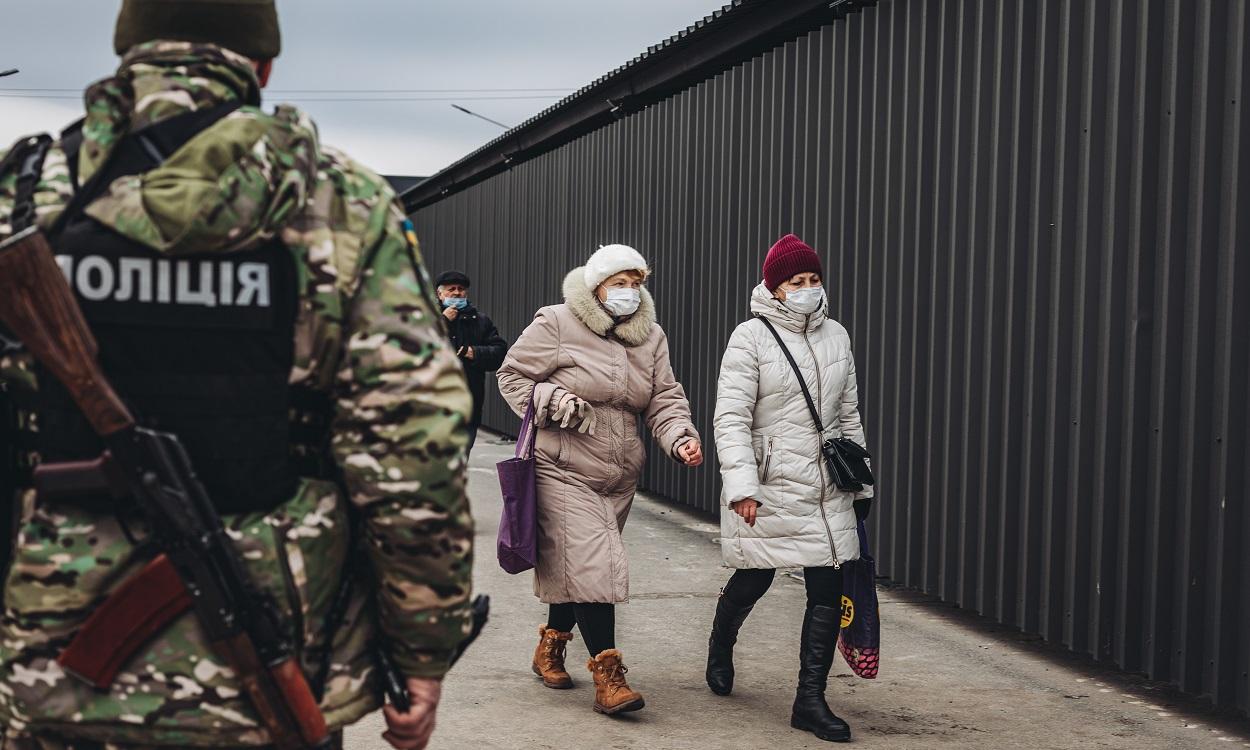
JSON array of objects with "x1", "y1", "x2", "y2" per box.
[{"x1": 0, "y1": 227, "x2": 330, "y2": 750}]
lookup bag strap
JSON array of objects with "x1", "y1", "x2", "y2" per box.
[
  {"x1": 758, "y1": 317, "x2": 825, "y2": 434},
  {"x1": 515, "y1": 398, "x2": 538, "y2": 459}
]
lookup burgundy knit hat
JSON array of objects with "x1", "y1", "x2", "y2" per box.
[{"x1": 763, "y1": 234, "x2": 823, "y2": 290}]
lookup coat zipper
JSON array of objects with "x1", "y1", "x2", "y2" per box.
[
  {"x1": 801, "y1": 317, "x2": 841, "y2": 569},
  {"x1": 761, "y1": 437, "x2": 774, "y2": 482}
]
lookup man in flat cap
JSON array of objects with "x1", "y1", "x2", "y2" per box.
[
  {"x1": 0, "y1": 2, "x2": 473, "y2": 749},
  {"x1": 435, "y1": 271, "x2": 510, "y2": 454}
]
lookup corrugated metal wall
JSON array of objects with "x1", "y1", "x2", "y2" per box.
[{"x1": 412, "y1": 0, "x2": 1250, "y2": 714}]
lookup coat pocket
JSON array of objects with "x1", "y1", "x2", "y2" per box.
[
  {"x1": 534, "y1": 426, "x2": 559, "y2": 466},
  {"x1": 556, "y1": 429, "x2": 570, "y2": 469},
  {"x1": 759, "y1": 436, "x2": 776, "y2": 483}
]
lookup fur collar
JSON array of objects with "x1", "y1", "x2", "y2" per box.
[{"x1": 563, "y1": 267, "x2": 656, "y2": 347}]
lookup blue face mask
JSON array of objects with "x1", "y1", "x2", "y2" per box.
[{"x1": 443, "y1": 297, "x2": 469, "y2": 310}]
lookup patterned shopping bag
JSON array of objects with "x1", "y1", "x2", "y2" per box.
[{"x1": 837, "y1": 520, "x2": 880, "y2": 678}]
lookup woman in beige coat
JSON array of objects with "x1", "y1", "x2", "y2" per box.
[{"x1": 496, "y1": 243, "x2": 703, "y2": 716}]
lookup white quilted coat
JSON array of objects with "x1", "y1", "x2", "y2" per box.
[{"x1": 714, "y1": 283, "x2": 873, "y2": 570}]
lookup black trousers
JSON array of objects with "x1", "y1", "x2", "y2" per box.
[
  {"x1": 722, "y1": 566, "x2": 844, "y2": 611},
  {"x1": 547, "y1": 602, "x2": 616, "y2": 656}
]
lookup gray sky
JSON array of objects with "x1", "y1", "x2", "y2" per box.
[{"x1": 0, "y1": 0, "x2": 729, "y2": 177}]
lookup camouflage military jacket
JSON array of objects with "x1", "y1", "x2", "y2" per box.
[{"x1": 0, "y1": 42, "x2": 474, "y2": 745}]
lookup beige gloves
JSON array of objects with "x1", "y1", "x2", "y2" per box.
[{"x1": 551, "y1": 392, "x2": 595, "y2": 435}]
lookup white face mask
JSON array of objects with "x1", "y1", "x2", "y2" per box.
[
  {"x1": 785, "y1": 286, "x2": 825, "y2": 314},
  {"x1": 603, "y1": 288, "x2": 642, "y2": 317}
]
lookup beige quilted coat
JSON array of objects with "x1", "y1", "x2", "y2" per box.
[{"x1": 497, "y1": 268, "x2": 700, "y2": 603}]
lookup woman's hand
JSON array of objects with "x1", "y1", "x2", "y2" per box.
[
  {"x1": 677, "y1": 439, "x2": 704, "y2": 467},
  {"x1": 731, "y1": 498, "x2": 759, "y2": 527},
  {"x1": 555, "y1": 391, "x2": 578, "y2": 413},
  {"x1": 854, "y1": 498, "x2": 873, "y2": 522},
  {"x1": 552, "y1": 392, "x2": 594, "y2": 434}
]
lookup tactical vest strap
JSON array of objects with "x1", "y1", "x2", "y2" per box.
[
  {"x1": 60, "y1": 119, "x2": 85, "y2": 192},
  {"x1": 52, "y1": 101, "x2": 242, "y2": 236},
  {"x1": 290, "y1": 387, "x2": 339, "y2": 483}
]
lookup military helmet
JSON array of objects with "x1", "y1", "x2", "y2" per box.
[{"x1": 115, "y1": 0, "x2": 281, "y2": 59}]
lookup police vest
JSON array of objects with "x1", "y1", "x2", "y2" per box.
[{"x1": 12, "y1": 103, "x2": 331, "y2": 515}]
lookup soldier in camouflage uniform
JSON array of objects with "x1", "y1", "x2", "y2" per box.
[{"x1": 0, "y1": 1, "x2": 473, "y2": 748}]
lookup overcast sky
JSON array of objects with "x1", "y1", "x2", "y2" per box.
[{"x1": 0, "y1": 0, "x2": 728, "y2": 177}]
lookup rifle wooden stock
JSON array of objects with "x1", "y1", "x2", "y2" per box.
[
  {"x1": 0, "y1": 227, "x2": 133, "y2": 436},
  {"x1": 270, "y1": 659, "x2": 333, "y2": 748},
  {"x1": 216, "y1": 633, "x2": 330, "y2": 750}
]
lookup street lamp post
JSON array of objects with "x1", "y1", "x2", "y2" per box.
[{"x1": 450, "y1": 103, "x2": 511, "y2": 130}]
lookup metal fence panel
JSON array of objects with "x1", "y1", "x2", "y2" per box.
[{"x1": 411, "y1": 0, "x2": 1250, "y2": 715}]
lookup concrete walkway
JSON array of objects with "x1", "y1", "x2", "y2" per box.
[{"x1": 347, "y1": 435, "x2": 1250, "y2": 750}]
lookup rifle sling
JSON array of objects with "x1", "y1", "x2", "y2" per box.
[{"x1": 9, "y1": 134, "x2": 53, "y2": 233}]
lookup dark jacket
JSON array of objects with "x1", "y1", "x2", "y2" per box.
[{"x1": 446, "y1": 304, "x2": 508, "y2": 427}]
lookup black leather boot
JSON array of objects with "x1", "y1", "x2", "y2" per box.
[
  {"x1": 705, "y1": 591, "x2": 755, "y2": 695},
  {"x1": 790, "y1": 605, "x2": 852, "y2": 742}
]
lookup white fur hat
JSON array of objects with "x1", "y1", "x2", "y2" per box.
[{"x1": 582, "y1": 244, "x2": 651, "y2": 290}]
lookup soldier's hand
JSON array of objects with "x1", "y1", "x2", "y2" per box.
[
  {"x1": 382, "y1": 677, "x2": 441, "y2": 750},
  {"x1": 442, "y1": 306, "x2": 460, "y2": 322}
]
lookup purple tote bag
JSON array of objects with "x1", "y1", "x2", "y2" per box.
[{"x1": 495, "y1": 400, "x2": 539, "y2": 574}]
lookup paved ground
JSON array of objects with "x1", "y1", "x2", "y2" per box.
[{"x1": 347, "y1": 434, "x2": 1250, "y2": 750}]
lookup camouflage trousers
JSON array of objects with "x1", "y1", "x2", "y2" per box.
[{"x1": 0, "y1": 734, "x2": 344, "y2": 750}]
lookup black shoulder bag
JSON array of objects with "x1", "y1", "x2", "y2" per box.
[{"x1": 757, "y1": 317, "x2": 875, "y2": 492}]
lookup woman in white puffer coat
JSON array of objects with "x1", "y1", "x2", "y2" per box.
[{"x1": 707, "y1": 234, "x2": 874, "y2": 744}]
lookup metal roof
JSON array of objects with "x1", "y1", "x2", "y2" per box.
[
  {"x1": 447, "y1": 0, "x2": 747, "y2": 158},
  {"x1": 382, "y1": 175, "x2": 426, "y2": 195},
  {"x1": 402, "y1": 0, "x2": 861, "y2": 211}
]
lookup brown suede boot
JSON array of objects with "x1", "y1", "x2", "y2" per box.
[
  {"x1": 587, "y1": 649, "x2": 645, "y2": 715},
  {"x1": 531, "y1": 624, "x2": 575, "y2": 689}
]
